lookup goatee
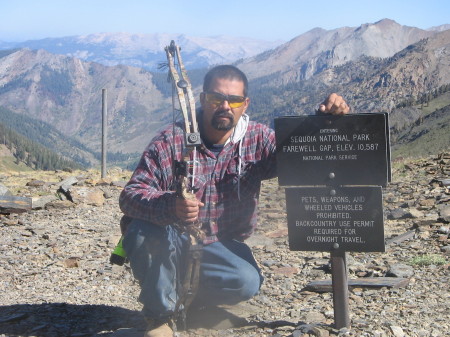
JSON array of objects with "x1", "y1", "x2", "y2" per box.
[{"x1": 211, "y1": 111, "x2": 235, "y2": 131}]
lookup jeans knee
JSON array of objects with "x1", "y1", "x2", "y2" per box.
[{"x1": 235, "y1": 266, "x2": 262, "y2": 300}]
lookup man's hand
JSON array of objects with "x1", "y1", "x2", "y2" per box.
[
  {"x1": 175, "y1": 197, "x2": 204, "y2": 223},
  {"x1": 318, "y1": 93, "x2": 350, "y2": 115}
]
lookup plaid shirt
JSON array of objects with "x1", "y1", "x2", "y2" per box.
[{"x1": 119, "y1": 120, "x2": 277, "y2": 244}]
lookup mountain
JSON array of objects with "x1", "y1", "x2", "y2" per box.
[
  {"x1": 236, "y1": 19, "x2": 436, "y2": 81},
  {"x1": 0, "y1": 20, "x2": 449, "y2": 168},
  {"x1": 340, "y1": 30, "x2": 450, "y2": 112},
  {"x1": 0, "y1": 33, "x2": 282, "y2": 71},
  {"x1": 0, "y1": 48, "x2": 169, "y2": 154},
  {"x1": 0, "y1": 120, "x2": 82, "y2": 171},
  {"x1": 0, "y1": 106, "x2": 99, "y2": 167},
  {"x1": 390, "y1": 94, "x2": 450, "y2": 158},
  {"x1": 247, "y1": 29, "x2": 450, "y2": 123},
  {"x1": 427, "y1": 24, "x2": 450, "y2": 32}
]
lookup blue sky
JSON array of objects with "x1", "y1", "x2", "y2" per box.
[{"x1": 1, "y1": 0, "x2": 449, "y2": 42}]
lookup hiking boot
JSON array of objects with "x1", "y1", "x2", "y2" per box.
[{"x1": 144, "y1": 318, "x2": 174, "y2": 337}]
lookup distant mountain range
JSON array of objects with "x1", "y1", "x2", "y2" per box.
[
  {"x1": 0, "y1": 19, "x2": 449, "y2": 167},
  {"x1": 248, "y1": 26, "x2": 450, "y2": 117},
  {"x1": 237, "y1": 19, "x2": 438, "y2": 81},
  {"x1": 0, "y1": 33, "x2": 282, "y2": 71}
]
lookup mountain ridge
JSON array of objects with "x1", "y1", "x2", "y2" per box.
[
  {"x1": 236, "y1": 18, "x2": 437, "y2": 81},
  {"x1": 247, "y1": 29, "x2": 450, "y2": 123},
  {"x1": 0, "y1": 19, "x2": 449, "y2": 168},
  {"x1": 0, "y1": 33, "x2": 282, "y2": 71}
]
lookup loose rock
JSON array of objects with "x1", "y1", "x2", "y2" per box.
[
  {"x1": 0, "y1": 155, "x2": 449, "y2": 337},
  {"x1": 386, "y1": 263, "x2": 414, "y2": 278}
]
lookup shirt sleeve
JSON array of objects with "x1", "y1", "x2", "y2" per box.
[{"x1": 119, "y1": 137, "x2": 179, "y2": 226}]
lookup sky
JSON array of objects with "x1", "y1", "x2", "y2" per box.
[{"x1": 1, "y1": 0, "x2": 449, "y2": 42}]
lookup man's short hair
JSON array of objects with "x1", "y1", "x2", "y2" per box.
[{"x1": 203, "y1": 65, "x2": 248, "y2": 97}]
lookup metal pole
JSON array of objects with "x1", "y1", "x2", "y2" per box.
[
  {"x1": 101, "y1": 89, "x2": 107, "y2": 178},
  {"x1": 331, "y1": 249, "x2": 350, "y2": 329}
]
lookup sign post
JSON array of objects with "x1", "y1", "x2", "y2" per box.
[
  {"x1": 275, "y1": 113, "x2": 390, "y2": 329},
  {"x1": 101, "y1": 88, "x2": 107, "y2": 179},
  {"x1": 331, "y1": 249, "x2": 349, "y2": 328}
]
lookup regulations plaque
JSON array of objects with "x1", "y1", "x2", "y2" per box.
[
  {"x1": 275, "y1": 113, "x2": 390, "y2": 186},
  {"x1": 285, "y1": 186, "x2": 385, "y2": 252}
]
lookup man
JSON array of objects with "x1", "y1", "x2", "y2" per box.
[{"x1": 119, "y1": 65, "x2": 349, "y2": 337}]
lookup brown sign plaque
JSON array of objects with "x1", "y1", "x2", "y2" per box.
[
  {"x1": 275, "y1": 113, "x2": 390, "y2": 187},
  {"x1": 285, "y1": 186, "x2": 385, "y2": 252}
]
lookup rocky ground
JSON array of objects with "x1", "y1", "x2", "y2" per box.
[{"x1": 0, "y1": 153, "x2": 449, "y2": 337}]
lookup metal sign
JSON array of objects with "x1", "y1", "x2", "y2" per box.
[
  {"x1": 285, "y1": 186, "x2": 385, "y2": 252},
  {"x1": 275, "y1": 113, "x2": 390, "y2": 187},
  {"x1": 275, "y1": 113, "x2": 391, "y2": 329}
]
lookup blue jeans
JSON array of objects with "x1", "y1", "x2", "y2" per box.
[{"x1": 122, "y1": 219, "x2": 263, "y2": 320}]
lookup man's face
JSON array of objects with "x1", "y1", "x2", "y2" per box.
[{"x1": 200, "y1": 77, "x2": 249, "y2": 132}]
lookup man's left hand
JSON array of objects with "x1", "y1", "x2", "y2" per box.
[{"x1": 318, "y1": 93, "x2": 350, "y2": 115}]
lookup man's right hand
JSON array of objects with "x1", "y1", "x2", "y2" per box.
[
  {"x1": 318, "y1": 93, "x2": 350, "y2": 115},
  {"x1": 175, "y1": 197, "x2": 204, "y2": 223}
]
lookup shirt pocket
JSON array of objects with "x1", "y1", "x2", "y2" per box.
[
  {"x1": 221, "y1": 159, "x2": 260, "y2": 199},
  {"x1": 191, "y1": 171, "x2": 208, "y2": 198}
]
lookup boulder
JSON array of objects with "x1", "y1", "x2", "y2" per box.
[
  {"x1": 45, "y1": 200, "x2": 74, "y2": 209},
  {"x1": 69, "y1": 187, "x2": 105, "y2": 206},
  {"x1": 32, "y1": 195, "x2": 59, "y2": 210},
  {"x1": 26, "y1": 179, "x2": 45, "y2": 187},
  {"x1": 438, "y1": 205, "x2": 450, "y2": 223},
  {"x1": 0, "y1": 182, "x2": 12, "y2": 196},
  {"x1": 58, "y1": 176, "x2": 79, "y2": 194},
  {"x1": 386, "y1": 263, "x2": 414, "y2": 278}
]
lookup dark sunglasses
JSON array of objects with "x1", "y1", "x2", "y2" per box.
[{"x1": 203, "y1": 92, "x2": 246, "y2": 109}]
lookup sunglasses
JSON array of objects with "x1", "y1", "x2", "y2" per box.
[{"x1": 203, "y1": 92, "x2": 246, "y2": 109}]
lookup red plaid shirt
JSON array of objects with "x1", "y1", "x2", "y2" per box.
[{"x1": 119, "y1": 120, "x2": 276, "y2": 244}]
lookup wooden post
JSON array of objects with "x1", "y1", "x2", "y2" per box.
[
  {"x1": 101, "y1": 89, "x2": 107, "y2": 178},
  {"x1": 0, "y1": 195, "x2": 32, "y2": 213},
  {"x1": 331, "y1": 249, "x2": 350, "y2": 329}
]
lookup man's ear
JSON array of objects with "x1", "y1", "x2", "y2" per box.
[{"x1": 243, "y1": 97, "x2": 250, "y2": 112}]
